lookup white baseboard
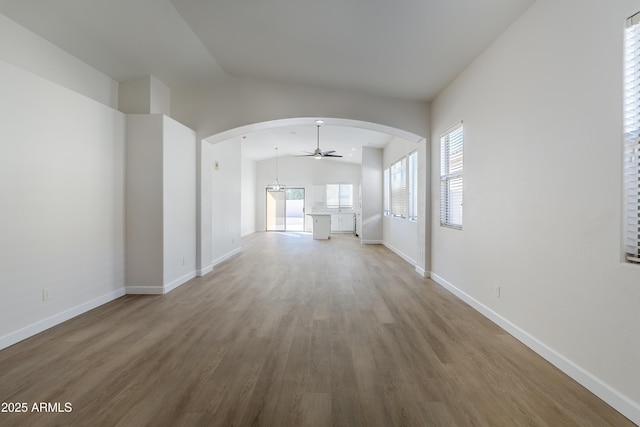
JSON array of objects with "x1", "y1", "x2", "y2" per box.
[
  {"x1": 212, "y1": 247, "x2": 241, "y2": 267},
  {"x1": 125, "y1": 286, "x2": 164, "y2": 295},
  {"x1": 163, "y1": 271, "x2": 196, "y2": 294},
  {"x1": 127, "y1": 271, "x2": 196, "y2": 295},
  {"x1": 383, "y1": 242, "x2": 416, "y2": 267},
  {"x1": 430, "y1": 272, "x2": 640, "y2": 426},
  {"x1": 415, "y1": 266, "x2": 430, "y2": 278},
  {"x1": 197, "y1": 264, "x2": 214, "y2": 277},
  {"x1": 241, "y1": 229, "x2": 256, "y2": 237},
  {"x1": 0, "y1": 287, "x2": 126, "y2": 351},
  {"x1": 381, "y1": 241, "x2": 429, "y2": 279},
  {"x1": 361, "y1": 240, "x2": 383, "y2": 245}
]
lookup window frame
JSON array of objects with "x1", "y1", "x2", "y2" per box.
[
  {"x1": 383, "y1": 168, "x2": 390, "y2": 216},
  {"x1": 440, "y1": 122, "x2": 464, "y2": 229},
  {"x1": 408, "y1": 150, "x2": 418, "y2": 221},
  {"x1": 390, "y1": 157, "x2": 407, "y2": 218},
  {"x1": 326, "y1": 183, "x2": 353, "y2": 209},
  {"x1": 624, "y1": 13, "x2": 640, "y2": 263}
]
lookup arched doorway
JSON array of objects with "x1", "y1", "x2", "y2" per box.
[{"x1": 196, "y1": 117, "x2": 428, "y2": 278}]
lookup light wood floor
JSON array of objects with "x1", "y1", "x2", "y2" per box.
[{"x1": 0, "y1": 232, "x2": 634, "y2": 427}]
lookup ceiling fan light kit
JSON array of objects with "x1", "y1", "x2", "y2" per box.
[{"x1": 297, "y1": 121, "x2": 343, "y2": 160}]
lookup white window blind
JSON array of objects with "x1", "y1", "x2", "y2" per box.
[
  {"x1": 625, "y1": 13, "x2": 640, "y2": 263},
  {"x1": 440, "y1": 122, "x2": 463, "y2": 229},
  {"x1": 391, "y1": 158, "x2": 407, "y2": 218},
  {"x1": 383, "y1": 168, "x2": 390, "y2": 216},
  {"x1": 408, "y1": 151, "x2": 418, "y2": 221},
  {"x1": 326, "y1": 184, "x2": 353, "y2": 209}
]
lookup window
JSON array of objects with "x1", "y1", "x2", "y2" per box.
[
  {"x1": 408, "y1": 151, "x2": 418, "y2": 221},
  {"x1": 390, "y1": 157, "x2": 407, "y2": 218},
  {"x1": 384, "y1": 152, "x2": 417, "y2": 220},
  {"x1": 625, "y1": 13, "x2": 640, "y2": 263},
  {"x1": 326, "y1": 184, "x2": 353, "y2": 209},
  {"x1": 383, "y1": 168, "x2": 390, "y2": 215},
  {"x1": 440, "y1": 122, "x2": 463, "y2": 229}
]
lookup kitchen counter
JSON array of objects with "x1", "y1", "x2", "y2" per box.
[{"x1": 307, "y1": 213, "x2": 331, "y2": 239}]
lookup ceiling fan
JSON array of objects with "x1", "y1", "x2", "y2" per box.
[{"x1": 297, "y1": 120, "x2": 343, "y2": 159}]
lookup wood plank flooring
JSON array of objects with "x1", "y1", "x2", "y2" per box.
[{"x1": 0, "y1": 232, "x2": 634, "y2": 426}]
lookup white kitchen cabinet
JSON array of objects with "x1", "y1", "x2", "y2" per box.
[
  {"x1": 308, "y1": 213, "x2": 331, "y2": 239},
  {"x1": 331, "y1": 212, "x2": 355, "y2": 233}
]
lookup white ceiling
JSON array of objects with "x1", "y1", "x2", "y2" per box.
[
  {"x1": 0, "y1": 0, "x2": 535, "y2": 163},
  {"x1": 240, "y1": 121, "x2": 395, "y2": 164},
  {"x1": 171, "y1": 0, "x2": 535, "y2": 101}
]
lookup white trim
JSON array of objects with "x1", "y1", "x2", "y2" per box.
[
  {"x1": 241, "y1": 229, "x2": 256, "y2": 238},
  {"x1": 430, "y1": 272, "x2": 640, "y2": 426},
  {"x1": 0, "y1": 287, "x2": 126, "y2": 351},
  {"x1": 204, "y1": 117, "x2": 425, "y2": 145},
  {"x1": 415, "y1": 266, "x2": 430, "y2": 278},
  {"x1": 212, "y1": 247, "x2": 242, "y2": 267},
  {"x1": 197, "y1": 264, "x2": 214, "y2": 276},
  {"x1": 381, "y1": 241, "x2": 429, "y2": 279},
  {"x1": 163, "y1": 271, "x2": 196, "y2": 294},
  {"x1": 382, "y1": 242, "x2": 416, "y2": 267},
  {"x1": 361, "y1": 240, "x2": 383, "y2": 245},
  {"x1": 126, "y1": 286, "x2": 164, "y2": 295}
]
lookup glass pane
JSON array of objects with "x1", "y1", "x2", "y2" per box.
[
  {"x1": 326, "y1": 184, "x2": 339, "y2": 208},
  {"x1": 339, "y1": 184, "x2": 353, "y2": 208},
  {"x1": 285, "y1": 188, "x2": 305, "y2": 231},
  {"x1": 266, "y1": 190, "x2": 285, "y2": 231}
]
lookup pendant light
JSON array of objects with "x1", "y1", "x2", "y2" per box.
[{"x1": 266, "y1": 147, "x2": 286, "y2": 192}]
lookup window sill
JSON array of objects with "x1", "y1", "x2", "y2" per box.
[{"x1": 625, "y1": 254, "x2": 640, "y2": 264}]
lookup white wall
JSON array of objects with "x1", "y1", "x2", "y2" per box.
[
  {"x1": 416, "y1": 138, "x2": 430, "y2": 276},
  {"x1": 0, "y1": 14, "x2": 117, "y2": 108},
  {"x1": 0, "y1": 58, "x2": 125, "y2": 349},
  {"x1": 125, "y1": 115, "x2": 197, "y2": 294},
  {"x1": 210, "y1": 139, "x2": 242, "y2": 266},
  {"x1": 172, "y1": 76, "x2": 430, "y2": 142},
  {"x1": 241, "y1": 154, "x2": 257, "y2": 236},
  {"x1": 255, "y1": 156, "x2": 361, "y2": 232},
  {"x1": 383, "y1": 138, "x2": 420, "y2": 265},
  {"x1": 197, "y1": 140, "x2": 213, "y2": 275},
  {"x1": 430, "y1": 0, "x2": 640, "y2": 422},
  {"x1": 361, "y1": 147, "x2": 383, "y2": 243},
  {"x1": 119, "y1": 76, "x2": 172, "y2": 116},
  {"x1": 162, "y1": 117, "x2": 197, "y2": 289},
  {"x1": 125, "y1": 115, "x2": 164, "y2": 290}
]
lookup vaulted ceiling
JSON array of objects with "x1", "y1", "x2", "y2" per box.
[{"x1": 0, "y1": 0, "x2": 535, "y2": 161}]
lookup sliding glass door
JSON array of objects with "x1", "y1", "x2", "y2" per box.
[{"x1": 266, "y1": 188, "x2": 305, "y2": 231}]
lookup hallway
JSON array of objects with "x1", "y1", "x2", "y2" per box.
[{"x1": 0, "y1": 233, "x2": 632, "y2": 426}]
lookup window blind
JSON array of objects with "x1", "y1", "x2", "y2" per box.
[
  {"x1": 339, "y1": 184, "x2": 353, "y2": 208},
  {"x1": 391, "y1": 158, "x2": 407, "y2": 218},
  {"x1": 326, "y1": 184, "x2": 353, "y2": 209},
  {"x1": 440, "y1": 122, "x2": 463, "y2": 229},
  {"x1": 408, "y1": 151, "x2": 418, "y2": 221},
  {"x1": 326, "y1": 184, "x2": 340, "y2": 208},
  {"x1": 383, "y1": 168, "x2": 390, "y2": 216},
  {"x1": 625, "y1": 13, "x2": 640, "y2": 262}
]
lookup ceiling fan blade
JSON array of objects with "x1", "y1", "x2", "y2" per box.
[{"x1": 296, "y1": 123, "x2": 343, "y2": 159}]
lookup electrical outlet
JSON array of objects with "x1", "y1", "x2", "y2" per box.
[
  {"x1": 494, "y1": 285, "x2": 501, "y2": 298},
  {"x1": 42, "y1": 288, "x2": 50, "y2": 301},
  {"x1": 182, "y1": 257, "x2": 186, "y2": 266}
]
